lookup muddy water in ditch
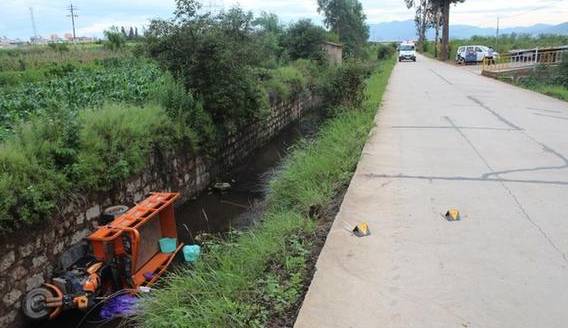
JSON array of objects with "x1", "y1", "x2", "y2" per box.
[{"x1": 33, "y1": 110, "x2": 323, "y2": 328}]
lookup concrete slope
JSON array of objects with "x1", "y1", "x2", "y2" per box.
[{"x1": 295, "y1": 54, "x2": 568, "y2": 328}]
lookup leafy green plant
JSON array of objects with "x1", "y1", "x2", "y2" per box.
[
  {"x1": 283, "y1": 19, "x2": 327, "y2": 61},
  {"x1": 263, "y1": 65, "x2": 307, "y2": 101},
  {"x1": 104, "y1": 27, "x2": 126, "y2": 51},
  {"x1": 317, "y1": 59, "x2": 373, "y2": 113},
  {"x1": 0, "y1": 103, "x2": 178, "y2": 232},
  {"x1": 73, "y1": 104, "x2": 176, "y2": 191},
  {"x1": 0, "y1": 59, "x2": 163, "y2": 139}
]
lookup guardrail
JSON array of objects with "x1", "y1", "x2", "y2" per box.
[{"x1": 482, "y1": 48, "x2": 567, "y2": 73}]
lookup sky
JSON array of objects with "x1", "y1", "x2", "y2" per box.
[{"x1": 1, "y1": 0, "x2": 567, "y2": 40}]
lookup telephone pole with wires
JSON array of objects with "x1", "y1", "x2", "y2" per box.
[
  {"x1": 29, "y1": 7, "x2": 39, "y2": 41},
  {"x1": 495, "y1": 17, "x2": 500, "y2": 52},
  {"x1": 67, "y1": 3, "x2": 78, "y2": 41}
]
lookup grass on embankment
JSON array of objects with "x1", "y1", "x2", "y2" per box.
[
  {"x1": 137, "y1": 57, "x2": 396, "y2": 328},
  {"x1": 517, "y1": 82, "x2": 568, "y2": 102}
]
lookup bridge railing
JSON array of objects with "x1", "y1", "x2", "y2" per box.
[{"x1": 482, "y1": 49, "x2": 567, "y2": 73}]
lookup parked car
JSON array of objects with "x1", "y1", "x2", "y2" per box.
[
  {"x1": 456, "y1": 45, "x2": 499, "y2": 64},
  {"x1": 398, "y1": 42, "x2": 416, "y2": 62}
]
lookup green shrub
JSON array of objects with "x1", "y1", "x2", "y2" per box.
[
  {"x1": 150, "y1": 75, "x2": 218, "y2": 151},
  {"x1": 0, "y1": 103, "x2": 177, "y2": 232},
  {"x1": 104, "y1": 27, "x2": 126, "y2": 51},
  {"x1": 146, "y1": 6, "x2": 271, "y2": 133},
  {"x1": 376, "y1": 44, "x2": 395, "y2": 60},
  {"x1": 0, "y1": 112, "x2": 78, "y2": 232},
  {"x1": 73, "y1": 104, "x2": 175, "y2": 191},
  {"x1": 264, "y1": 65, "x2": 307, "y2": 101},
  {"x1": 283, "y1": 19, "x2": 327, "y2": 61},
  {"x1": 318, "y1": 60, "x2": 373, "y2": 112},
  {"x1": 554, "y1": 52, "x2": 568, "y2": 88}
]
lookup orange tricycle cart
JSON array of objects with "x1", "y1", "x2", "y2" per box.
[{"x1": 22, "y1": 192, "x2": 183, "y2": 321}]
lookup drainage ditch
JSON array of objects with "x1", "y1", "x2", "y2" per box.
[{"x1": 33, "y1": 110, "x2": 324, "y2": 328}]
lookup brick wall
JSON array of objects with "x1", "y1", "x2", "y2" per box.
[{"x1": 0, "y1": 92, "x2": 319, "y2": 327}]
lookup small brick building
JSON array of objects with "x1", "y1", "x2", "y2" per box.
[{"x1": 322, "y1": 41, "x2": 343, "y2": 65}]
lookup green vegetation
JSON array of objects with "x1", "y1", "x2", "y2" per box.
[
  {"x1": 519, "y1": 83, "x2": 568, "y2": 101},
  {"x1": 138, "y1": 56, "x2": 396, "y2": 328},
  {"x1": 0, "y1": 59, "x2": 164, "y2": 139},
  {"x1": 0, "y1": 44, "x2": 123, "y2": 72},
  {"x1": 0, "y1": 103, "x2": 178, "y2": 231},
  {"x1": 317, "y1": 0, "x2": 369, "y2": 57},
  {"x1": 0, "y1": 0, "x2": 372, "y2": 233},
  {"x1": 513, "y1": 54, "x2": 568, "y2": 102}
]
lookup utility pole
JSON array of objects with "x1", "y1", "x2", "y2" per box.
[
  {"x1": 29, "y1": 7, "x2": 39, "y2": 42},
  {"x1": 495, "y1": 17, "x2": 500, "y2": 52},
  {"x1": 67, "y1": 3, "x2": 78, "y2": 41}
]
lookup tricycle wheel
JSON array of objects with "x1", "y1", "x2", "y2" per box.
[{"x1": 22, "y1": 287, "x2": 56, "y2": 320}]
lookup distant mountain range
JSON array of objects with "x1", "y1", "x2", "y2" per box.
[{"x1": 368, "y1": 21, "x2": 568, "y2": 41}]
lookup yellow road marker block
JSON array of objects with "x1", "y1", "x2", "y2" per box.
[
  {"x1": 353, "y1": 223, "x2": 371, "y2": 237},
  {"x1": 445, "y1": 209, "x2": 460, "y2": 221}
]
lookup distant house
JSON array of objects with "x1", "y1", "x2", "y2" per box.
[{"x1": 322, "y1": 41, "x2": 343, "y2": 65}]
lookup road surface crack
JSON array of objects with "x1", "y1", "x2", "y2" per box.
[
  {"x1": 444, "y1": 116, "x2": 568, "y2": 265},
  {"x1": 467, "y1": 96, "x2": 522, "y2": 130}
]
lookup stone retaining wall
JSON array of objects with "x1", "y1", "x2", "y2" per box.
[{"x1": 0, "y1": 92, "x2": 318, "y2": 327}]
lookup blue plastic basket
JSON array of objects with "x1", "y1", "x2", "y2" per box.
[
  {"x1": 183, "y1": 245, "x2": 201, "y2": 263},
  {"x1": 159, "y1": 238, "x2": 177, "y2": 253}
]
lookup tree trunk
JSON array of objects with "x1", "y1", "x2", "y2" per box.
[
  {"x1": 434, "y1": 19, "x2": 439, "y2": 58},
  {"x1": 440, "y1": 0, "x2": 450, "y2": 61},
  {"x1": 419, "y1": 4, "x2": 427, "y2": 44}
]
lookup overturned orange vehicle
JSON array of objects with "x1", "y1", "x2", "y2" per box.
[{"x1": 22, "y1": 192, "x2": 183, "y2": 321}]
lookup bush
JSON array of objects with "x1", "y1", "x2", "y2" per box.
[
  {"x1": 376, "y1": 44, "x2": 395, "y2": 60},
  {"x1": 73, "y1": 104, "x2": 175, "y2": 191},
  {"x1": 146, "y1": 6, "x2": 271, "y2": 133},
  {"x1": 0, "y1": 103, "x2": 177, "y2": 232},
  {"x1": 283, "y1": 19, "x2": 327, "y2": 61},
  {"x1": 318, "y1": 60, "x2": 373, "y2": 112},
  {"x1": 264, "y1": 65, "x2": 307, "y2": 101},
  {"x1": 0, "y1": 112, "x2": 78, "y2": 232},
  {"x1": 104, "y1": 27, "x2": 126, "y2": 51},
  {"x1": 151, "y1": 75, "x2": 218, "y2": 151},
  {"x1": 554, "y1": 52, "x2": 568, "y2": 87}
]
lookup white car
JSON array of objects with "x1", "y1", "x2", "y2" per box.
[
  {"x1": 456, "y1": 45, "x2": 499, "y2": 64},
  {"x1": 398, "y1": 42, "x2": 416, "y2": 62}
]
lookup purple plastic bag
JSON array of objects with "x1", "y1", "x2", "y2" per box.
[{"x1": 100, "y1": 294, "x2": 138, "y2": 320}]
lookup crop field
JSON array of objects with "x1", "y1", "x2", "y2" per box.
[{"x1": 0, "y1": 58, "x2": 164, "y2": 139}]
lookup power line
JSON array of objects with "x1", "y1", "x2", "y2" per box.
[{"x1": 67, "y1": 3, "x2": 78, "y2": 41}]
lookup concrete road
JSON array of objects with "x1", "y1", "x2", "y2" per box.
[{"x1": 295, "y1": 54, "x2": 568, "y2": 328}]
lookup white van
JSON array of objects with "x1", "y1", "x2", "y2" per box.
[
  {"x1": 398, "y1": 42, "x2": 416, "y2": 62},
  {"x1": 456, "y1": 45, "x2": 499, "y2": 64}
]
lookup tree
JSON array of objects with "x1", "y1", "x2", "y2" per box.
[
  {"x1": 104, "y1": 26, "x2": 125, "y2": 51},
  {"x1": 253, "y1": 12, "x2": 282, "y2": 34},
  {"x1": 404, "y1": 0, "x2": 462, "y2": 60},
  {"x1": 146, "y1": 2, "x2": 269, "y2": 132},
  {"x1": 283, "y1": 19, "x2": 327, "y2": 60},
  {"x1": 120, "y1": 26, "x2": 127, "y2": 38},
  {"x1": 317, "y1": 0, "x2": 369, "y2": 57},
  {"x1": 431, "y1": 0, "x2": 464, "y2": 60},
  {"x1": 405, "y1": 0, "x2": 428, "y2": 47},
  {"x1": 128, "y1": 27, "x2": 135, "y2": 39}
]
